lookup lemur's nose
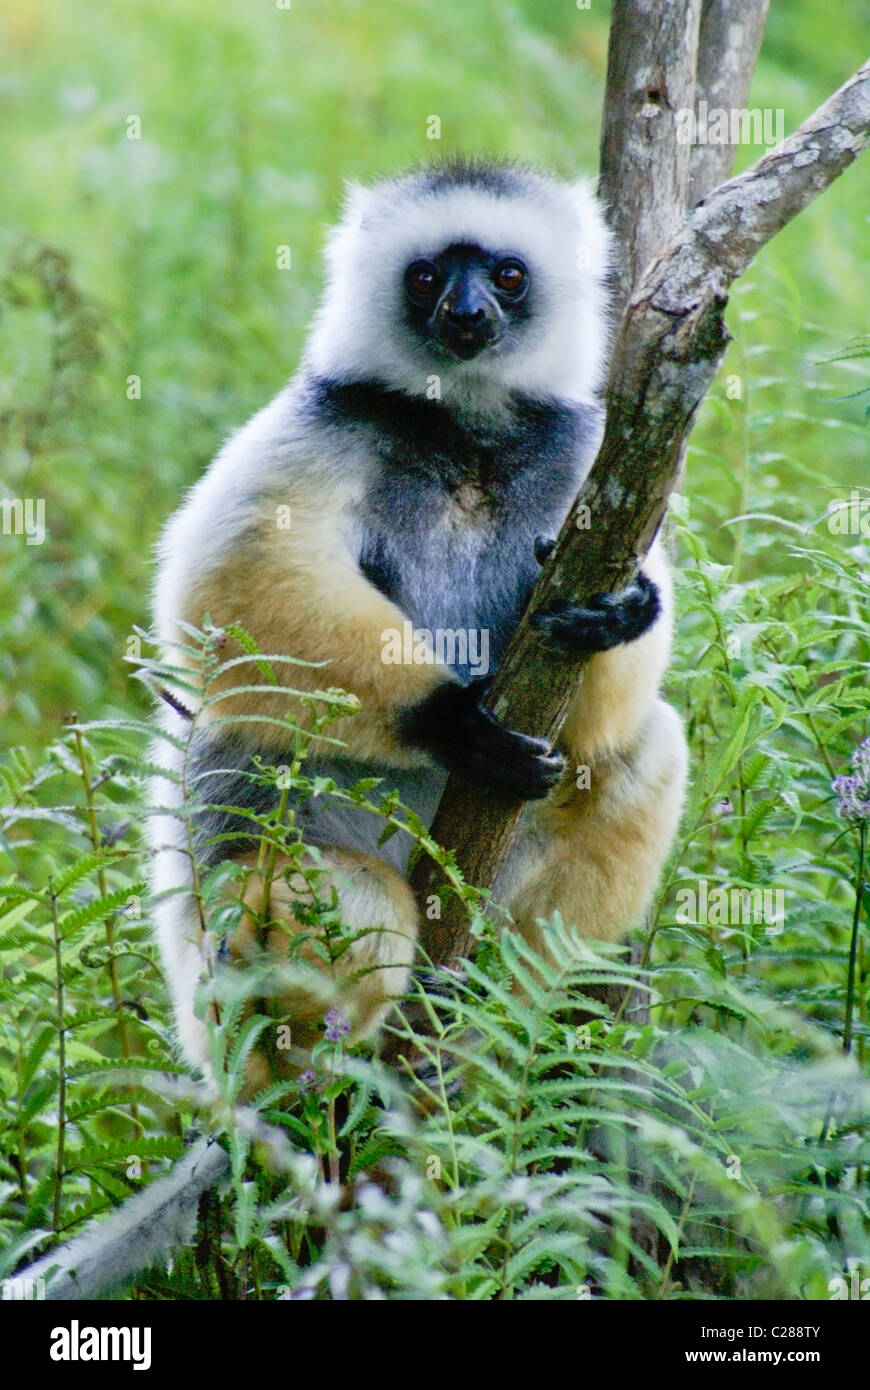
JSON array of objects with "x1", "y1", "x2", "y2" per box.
[{"x1": 445, "y1": 304, "x2": 487, "y2": 327}]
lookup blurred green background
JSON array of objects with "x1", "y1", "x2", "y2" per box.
[{"x1": 0, "y1": 0, "x2": 868, "y2": 748}]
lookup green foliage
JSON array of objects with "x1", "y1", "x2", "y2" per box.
[
  {"x1": 1, "y1": 0, "x2": 868, "y2": 1303},
  {"x1": 0, "y1": 724, "x2": 184, "y2": 1260}
]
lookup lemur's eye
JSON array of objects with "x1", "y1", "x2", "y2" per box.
[
  {"x1": 493, "y1": 258, "x2": 528, "y2": 295},
  {"x1": 405, "y1": 259, "x2": 441, "y2": 301}
]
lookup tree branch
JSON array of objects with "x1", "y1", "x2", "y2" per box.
[
  {"x1": 689, "y1": 0, "x2": 772, "y2": 207},
  {"x1": 416, "y1": 58, "x2": 870, "y2": 965},
  {"x1": 599, "y1": 0, "x2": 703, "y2": 323}
]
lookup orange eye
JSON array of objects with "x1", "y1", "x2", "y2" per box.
[
  {"x1": 405, "y1": 260, "x2": 441, "y2": 300},
  {"x1": 493, "y1": 259, "x2": 527, "y2": 294}
]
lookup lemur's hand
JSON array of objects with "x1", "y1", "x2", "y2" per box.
[
  {"x1": 401, "y1": 678, "x2": 564, "y2": 800},
  {"x1": 532, "y1": 571, "x2": 661, "y2": 656}
]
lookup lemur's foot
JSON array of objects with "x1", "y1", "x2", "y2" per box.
[{"x1": 532, "y1": 571, "x2": 661, "y2": 655}]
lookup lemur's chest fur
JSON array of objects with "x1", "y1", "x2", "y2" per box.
[{"x1": 309, "y1": 377, "x2": 599, "y2": 680}]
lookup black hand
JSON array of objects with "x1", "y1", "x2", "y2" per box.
[
  {"x1": 400, "y1": 678, "x2": 564, "y2": 800},
  {"x1": 532, "y1": 571, "x2": 661, "y2": 656},
  {"x1": 534, "y1": 534, "x2": 556, "y2": 566}
]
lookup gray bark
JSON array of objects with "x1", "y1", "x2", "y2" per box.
[
  {"x1": 690, "y1": 0, "x2": 772, "y2": 206},
  {"x1": 599, "y1": 0, "x2": 703, "y2": 323}
]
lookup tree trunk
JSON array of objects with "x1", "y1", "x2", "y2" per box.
[{"x1": 599, "y1": 0, "x2": 703, "y2": 323}]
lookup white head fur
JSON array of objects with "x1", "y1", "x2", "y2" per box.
[{"x1": 305, "y1": 159, "x2": 611, "y2": 412}]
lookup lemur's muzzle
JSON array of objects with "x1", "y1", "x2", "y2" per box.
[{"x1": 433, "y1": 290, "x2": 502, "y2": 360}]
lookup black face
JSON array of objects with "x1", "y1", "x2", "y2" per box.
[{"x1": 402, "y1": 242, "x2": 530, "y2": 361}]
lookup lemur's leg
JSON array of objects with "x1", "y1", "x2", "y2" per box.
[
  {"x1": 228, "y1": 846, "x2": 418, "y2": 1091},
  {"x1": 495, "y1": 699, "x2": 688, "y2": 955},
  {"x1": 496, "y1": 536, "x2": 688, "y2": 953}
]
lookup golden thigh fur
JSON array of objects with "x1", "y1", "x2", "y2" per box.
[
  {"x1": 495, "y1": 699, "x2": 688, "y2": 955},
  {"x1": 228, "y1": 846, "x2": 419, "y2": 1088}
]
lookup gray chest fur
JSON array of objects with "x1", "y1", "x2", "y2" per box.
[{"x1": 331, "y1": 379, "x2": 600, "y2": 682}]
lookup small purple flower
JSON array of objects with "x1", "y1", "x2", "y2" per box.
[
  {"x1": 833, "y1": 738, "x2": 870, "y2": 822},
  {"x1": 852, "y1": 736, "x2": 870, "y2": 784},
  {"x1": 324, "y1": 1007, "x2": 351, "y2": 1042},
  {"x1": 297, "y1": 1069, "x2": 317, "y2": 1091}
]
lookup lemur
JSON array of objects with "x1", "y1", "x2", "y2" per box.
[{"x1": 148, "y1": 159, "x2": 688, "y2": 1088}]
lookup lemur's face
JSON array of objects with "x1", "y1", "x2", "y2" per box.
[
  {"x1": 402, "y1": 242, "x2": 531, "y2": 362},
  {"x1": 309, "y1": 168, "x2": 611, "y2": 400}
]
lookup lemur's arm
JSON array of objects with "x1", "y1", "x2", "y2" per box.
[
  {"x1": 172, "y1": 479, "x2": 560, "y2": 795},
  {"x1": 531, "y1": 534, "x2": 674, "y2": 760}
]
